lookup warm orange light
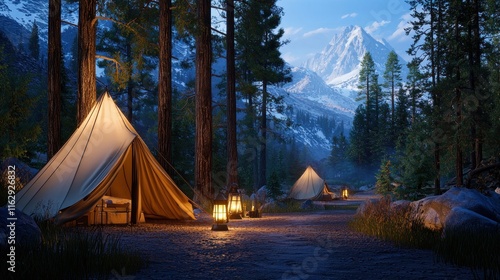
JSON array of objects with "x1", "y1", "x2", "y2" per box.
[
  {"x1": 342, "y1": 189, "x2": 349, "y2": 199},
  {"x1": 213, "y1": 203, "x2": 228, "y2": 223},
  {"x1": 212, "y1": 192, "x2": 228, "y2": 231},
  {"x1": 227, "y1": 186, "x2": 242, "y2": 219}
]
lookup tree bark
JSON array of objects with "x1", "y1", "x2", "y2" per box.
[
  {"x1": 48, "y1": 0, "x2": 61, "y2": 159},
  {"x1": 158, "y1": 0, "x2": 173, "y2": 174},
  {"x1": 454, "y1": 11, "x2": 463, "y2": 187},
  {"x1": 195, "y1": 0, "x2": 213, "y2": 200},
  {"x1": 259, "y1": 80, "x2": 267, "y2": 187},
  {"x1": 226, "y1": 0, "x2": 238, "y2": 188},
  {"x1": 126, "y1": 43, "x2": 133, "y2": 123},
  {"x1": 77, "y1": 0, "x2": 97, "y2": 125},
  {"x1": 472, "y1": 0, "x2": 483, "y2": 167}
]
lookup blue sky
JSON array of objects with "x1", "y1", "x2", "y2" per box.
[{"x1": 278, "y1": 0, "x2": 413, "y2": 66}]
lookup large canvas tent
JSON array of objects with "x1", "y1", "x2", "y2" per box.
[
  {"x1": 287, "y1": 166, "x2": 334, "y2": 200},
  {"x1": 16, "y1": 92, "x2": 195, "y2": 225}
]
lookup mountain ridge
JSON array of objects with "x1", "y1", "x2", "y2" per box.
[
  {"x1": 302, "y1": 25, "x2": 408, "y2": 95},
  {"x1": 0, "y1": 2, "x2": 407, "y2": 162}
]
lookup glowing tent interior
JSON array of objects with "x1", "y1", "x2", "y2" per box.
[
  {"x1": 16, "y1": 92, "x2": 195, "y2": 225},
  {"x1": 287, "y1": 166, "x2": 335, "y2": 201}
]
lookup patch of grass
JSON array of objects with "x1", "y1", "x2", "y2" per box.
[
  {"x1": 323, "y1": 204, "x2": 360, "y2": 211},
  {"x1": 262, "y1": 199, "x2": 343, "y2": 213},
  {"x1": 1, "y1": 221, "x2": 145, "y2": 279},
  {"x1": 435, "y1": 227, "x2": 500, "y2": 279},
  {"x1": 349, "y1": 197, "x2": 500, "y2": 279},
  {"x1": 262, "y1": 200, "x2": 313, "y2": 213},
  {"x1": 262, "y1": 200, "x2": 360, "y2": 213},
  {"x1": 349, "y1": 196, "x2": 440, "y2": 249}
]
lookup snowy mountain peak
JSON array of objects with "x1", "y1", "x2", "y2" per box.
[
  {"x1": 303, "y1": 25, "x2": 407, "y2": 93},
  {"x1": 330, "y1": 25, "x2": 366, "y2": 45}
]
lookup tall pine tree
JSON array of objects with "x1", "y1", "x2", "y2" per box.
[
  {"x1": 383, "y1": 50, "x2": 402, "y2": 142},
  {"x1": 235, "y1": 0, "x2": 291, "y2": 188}
]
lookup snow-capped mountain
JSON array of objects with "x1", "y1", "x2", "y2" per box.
[
  {"x1": 303, "y1": 25, "x2": 408, "y2": 96},
  {"x1": 270, "y1": 67, "x2": 356, "y2": 160},
  {"x1": 0, "y1": 1, "x2": 406, "y2": 162},
  {"x1": 0, "y1": 0, "x2": 80, "y2": 54},
  {"x1": 284, "y1": 66, "x2": 356, "y2": 117}
]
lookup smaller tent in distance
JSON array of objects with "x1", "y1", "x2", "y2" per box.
[
  {"x1": 15, "y1": 92, "x2": 195, "y2": 225},
  {"x1": 287, "y1": 166, "x2": 335, "y2": 201}
]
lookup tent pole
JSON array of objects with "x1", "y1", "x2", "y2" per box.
[{"x1": 131, "y1": 141, "x2": 139, "y2": 224}]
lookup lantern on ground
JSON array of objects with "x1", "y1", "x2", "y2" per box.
[
  {"x1": 342, "y1": 188, "x2": 349, "y2": 199},
  {"x1": 249, "y1": 197, "x2": 260, "y2": 218},
  {"x1": 227, "y1": 184, "x2": 242, "y2": 219},
  {"x1": 212, "y1": 192, "x2": 228, "y2": 231}
]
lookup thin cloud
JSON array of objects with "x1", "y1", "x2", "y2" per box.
[
  {"x1": 389, "y1": 13, "x2": 412, "y2": 41},
  {"x1": 282, "y1": 52, "x2": 299, "y2": 64},
  {"x1": 284, "y1": 27, "x2": 303, "y2": 37},
  {"x1": 365, "y1": 20, "x2": 390, "y2": 34},
  {"x1": 341, "y1": 13, "x2": 358, "y2": 19},
  {"x1": 303, "y1": 27, "x2": 335, "y2": 38}
]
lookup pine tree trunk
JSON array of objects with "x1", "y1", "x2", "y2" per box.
[
  {"x1": 158, "y1": 0, "x2": 173, "y2": 174},
  {"x1": 468, "y1": 0, "x2": 477, "y2": 170},
  {"x1": 77, "y1": 0, "x2": 97, "y2": 125},
  {"x1": 226, "y1": 0, "x2": 238, "y2": 188},
  {"x1": 473, "y1": 0, "x2": 483, "y2": 167},
  {"x1": 195, "y1": 0, "x2": 213, "y2": 200},
  {"x1": 391, "y1": 76, "x2": 395, "y2": 137},
  {"x1": 455, "y1": 14, "x2": 463, "y2": 187},
  {"x1": 432, "y1": 0, "x2": 442, "y2": 194},
  {"x1": 126, "y1": 43, "x2": 133, "y2": 124},
  {"x1": 259, "y1": 81, "x2": 267, "y2": 187},
  {"x1": 48, "y1": 0, "x2": 61, "y2": 159}
]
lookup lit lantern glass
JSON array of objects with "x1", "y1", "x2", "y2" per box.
[
  {"x1": 342, "y1": 188, "x2": 349, "y2": 199},
  {"x1": 212, "y1": 192, "x2": 228, "y2": 231},
  {"x1": 227, "y1": 185, "x2": 242, "y2": 219}
]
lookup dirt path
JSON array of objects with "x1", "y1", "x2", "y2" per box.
[{"x1": 107, "y1": 207, "x2": 473, "y2": 280}]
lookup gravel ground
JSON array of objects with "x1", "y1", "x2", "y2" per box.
[{"x1": 103, "y1": 204, "x2": 473, "y2": 280}]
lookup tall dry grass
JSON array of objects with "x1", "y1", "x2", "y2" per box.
[
  {"x1": 349, "y1": 196, "x2": 440, "y2": 249},
  {"x1": 1, "y1": 221, "x2": 144, "y2": 279},
  {"x1": 350, "y1": 196, "x2": 500, "y2": 279}
]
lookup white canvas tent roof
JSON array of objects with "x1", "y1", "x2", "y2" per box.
[
  {"x1": 287, "y1": 166, "x2": 334, "y2": 200},
  {"x1": 16, "y1": 92, "x2": 195, "y2": 224}
]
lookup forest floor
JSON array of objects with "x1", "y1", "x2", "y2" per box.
[{"x1": 104, "y1": 191, "x2": 473, "y2": 280}]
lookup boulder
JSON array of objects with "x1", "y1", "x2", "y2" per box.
[
  {"x1": 359, "y1": 185, "x2": 373, "y2": 191},
  {"x1": 410, "y1": 187, "x2": 500, "y2": 231},
  {"x1": 391, "y1": 199, "x2": 411, "y2": 210},
  {"x1": 445, "y1": 207, "x2": 499, "y2": 233},
  {"x1": 261, "y1": 201, "x2": 277, "y2": 212},
  {"x1": 355, "y1": 198, "x2": 383, "y2": 218},
  {"x1": 0, "y1": 158, "x2": 37, "y2": 186},
  {"x1": 0, "y1": 207, "x2": 42, "y2": 249},
  {"x1": 256, "y1": 186, "x2": 268, "y2": 203}
]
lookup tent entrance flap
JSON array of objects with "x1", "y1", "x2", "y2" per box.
[{"x1": 54, "y1": 143, "x2": 134, "y2": 225}]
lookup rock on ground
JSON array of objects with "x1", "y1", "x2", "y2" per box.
[
  {"x1": 0, "y1": 207, "x2": 41, "y2": 248},
  {"x1": 410, "y1": 186, "x2": 500, "y2": 231}
]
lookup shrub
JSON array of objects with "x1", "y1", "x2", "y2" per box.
[{"x1": 375, "y1": 160, "x2": 393, "y2": 196}]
